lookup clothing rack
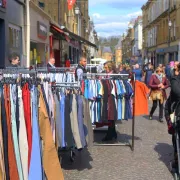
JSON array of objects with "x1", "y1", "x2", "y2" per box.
[{"x1": 82, "y1": 73, "x2": 136, "y2": 151}]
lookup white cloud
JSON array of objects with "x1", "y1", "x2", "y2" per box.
[
  {"x1": 127, "y1": 11, "x2": 142, "y2": 18},
  {"x1": 92, "y1": 13, "x2": 101, "y2": 19}
]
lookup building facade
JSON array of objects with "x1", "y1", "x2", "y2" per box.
[
  {"x1": 142, "y1": 0, "x2": 180, "y2": 66},
  {"x1": 0, "y1": 0, "x2": 25, "y2": 67},
  {"x1": 132, "y1": 16, "x2": 143, "y2": 58},
  {"x1": 122, "y1": 27, "x2": 134, "y2": 62},
  {"x1": 115, "y1": 37, "x2": 122, "y2": 64}
]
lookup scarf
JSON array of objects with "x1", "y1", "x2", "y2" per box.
[{"x1": 155, "y1": 73, "x2": 163, "y2": 83}]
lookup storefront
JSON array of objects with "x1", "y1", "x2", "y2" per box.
[
  {"x1": 69, "y1": 40, "x2": 80, "y2": 64},
  {"x1": 50, "y1": 24, "x2": 70, "y2": 67},
  {"x1": 30, "y1": 5, "x2": 50, "y2": 67},
  {"x1": 156, "y1": 45, "x2": 179, "y2": 66},
  {"x1": 0, "y1": 1, "x2": 6, "y2": 68}
]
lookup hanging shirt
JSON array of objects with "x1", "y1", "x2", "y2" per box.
[{"x1": 134, "y1": 81, "x2": 150, "y2": 116}]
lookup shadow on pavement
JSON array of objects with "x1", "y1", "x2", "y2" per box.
[
  {"x1": 154, "y1": 143, "x2": 174, "y2": 170},
  {"x1": 93, "y1": 130, "x2": 141, "y2": 144},
  {"x1": 60, "y1": 147, "x2": 93, "y2": 171},
  {"x1": 143, "y1": 115, "x2": 163, "y2": 121}
]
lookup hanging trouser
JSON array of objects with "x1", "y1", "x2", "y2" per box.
[
  {"x1": 18, "y1": 86, "x2": 28, "y2": 180},
  {"x1": 38, "y1": 86, "x2": 64, "y2": 180},
  {"x1": 10, "y1": 84, "x2": 24, "y2": 180},
  {"x1": 22, "y1": 83, "x2": 32, "y2": 170},
  {"x1": 29, "y1": 86, "x2": 43, "y2": 180},
  {"x1": 4, "y1": 84, "x2": 19, "y2": 180}
]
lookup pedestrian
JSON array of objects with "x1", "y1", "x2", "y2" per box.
[
  {"x1": 75, "y1": 56, "x2": 87, "y2": 81},
  {"x1": 144, "y1": 63, "x2": 154, "y2": 87},
  {"x1": 164, "y1": 63, "x2": 180, "y2": 170},
  {"x1": 170, "y1": 61, "x2": 180, "y2": 80},
  {"x1": 47, "y1": 58, "x2": 56, "y2": 69},
  {"x1": 149, "y1": 67, "x2": 169, "y2": 122},
  {"x1": 8, "y1": 52, "x2": 20, "y2": 67},
  {"x1": 132, "y1": 63, "x2": 143, "y2": 81},
  {"x1": 102, "y1": 61, "x2": 117, "y2": 141},
  {"x1": 165, "y1": 62, "x2": 171, "y2": 80}
]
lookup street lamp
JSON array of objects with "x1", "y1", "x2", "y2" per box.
[
  {"x1": 75, "y1": 6, "x2": 80, "y2": 15},
  {"x1": 169, "y1": 20, "x2": 172, "y2": 27}
]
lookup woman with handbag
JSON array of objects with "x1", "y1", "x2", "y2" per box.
[{"x1": 149, "y1": 67, "x2": 169, "y2": 122}]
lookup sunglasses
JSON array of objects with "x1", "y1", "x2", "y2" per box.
[{"x1": 157, "y1": 70, "x2": 162, "y2": 73}]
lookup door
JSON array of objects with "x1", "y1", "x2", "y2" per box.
[
  {"x1": 0, "y1": 19, "x2": 5, "y2": 68},
  {"x1": 54, "y1": 50, "x2": 60, "y2": 67}
]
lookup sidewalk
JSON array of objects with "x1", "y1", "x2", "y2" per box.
[{"x1": 62, "y1": 100, "x2": 174, "y2": 180}]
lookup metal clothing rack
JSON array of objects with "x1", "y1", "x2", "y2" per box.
[{"x1": 82, "y1": 73, "x2": 136, "y2": 151}]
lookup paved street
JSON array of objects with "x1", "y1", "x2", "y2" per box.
[{"x1": 62, "y1": 101, "x2": 174, "y2": 180}]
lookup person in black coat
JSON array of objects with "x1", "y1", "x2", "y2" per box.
[{"x1": 165, "y1": 63, "x2": 180, "y2": 170}]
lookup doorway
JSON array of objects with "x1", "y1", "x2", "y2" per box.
[{"x1": 0, "y1": 19, "x2": 5, "y2": 68}]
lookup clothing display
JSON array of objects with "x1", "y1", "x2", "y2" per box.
[
  {"x1": 0, "y1": 78, "x2": 64, "y2": 180},
  {"x1": 81, "y1": 78, "x2": 134, "y2": 122}
]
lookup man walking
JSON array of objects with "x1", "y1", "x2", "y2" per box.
[{"x1": 75, "y1": 57, "x2": 87, "y2": 81}]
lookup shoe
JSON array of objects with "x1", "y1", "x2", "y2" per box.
[{"x1": 149, "y1": 115, "x2": 152, "y2": 120}]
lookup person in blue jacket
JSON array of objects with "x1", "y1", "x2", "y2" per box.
[
  {"x1": 144, "y1": 63, "x2": 154, "y2": 87},
  {"x1": 132, "y1": 63, "x2": 143, "y2": 81}
]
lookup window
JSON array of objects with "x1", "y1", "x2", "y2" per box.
[
  {"x1": 9, "y1": 25, "x2": 21, "y2": 49},
  {"x1": 174, "y1": 20, "x2": 176, "y2": 37}
]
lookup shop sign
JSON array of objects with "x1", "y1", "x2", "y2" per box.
[
  {"x1": 37, "y1": 21, "x2": 47, "y2": 40},
  {"x1": 0, "y1": 0, "x2": 7, "y2": 8}
]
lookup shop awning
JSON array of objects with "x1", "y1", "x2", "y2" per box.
[
  {"x1": 63, "y1": 28, "x2": 98, "y2": 49},
  {"x1": 50, "y1": 23, "x2": 70, "y2": 42}
]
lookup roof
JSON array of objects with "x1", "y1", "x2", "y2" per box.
[{"x1": 102, "y1": 46, "x2": 112, "y2": 53}]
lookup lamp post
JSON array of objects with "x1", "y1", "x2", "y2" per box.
[
  {"x1": 75, "y1": 6, "x2": 80, "y2": 35},
  {"x1": 168, "y1": 0, "x2": 172, "y2": 62}
]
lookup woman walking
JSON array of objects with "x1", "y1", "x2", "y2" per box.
[{"x1": 149, "y1": 67, "x2": 169, "y2": 122}]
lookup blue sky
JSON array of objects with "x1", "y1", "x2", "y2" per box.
[{"x1": 89, "y1": 0, "x2": 147, "y2": 37}]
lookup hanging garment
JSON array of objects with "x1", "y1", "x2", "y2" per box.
[
  {"x1": 82, "y1": 97, "x2": 94, "y2": 147},
  {"x1": 10, "y1": 84, "x2": 24, "y2": 180},
  {"x1": 0, "y1": 89, "x2": 6, "y2": 180},
  {"x1": 69, "y1": 94, "x2": 82, "y2": 149},
  {"x1": 123, "y1": 81, "x2": 133, "y2": 120},
  {"x1": 64, "y1": 95, "x2": 73, "y2": 147},
  {"x1": 18, "y1": 86, "x2": 28, "y2": 180},
  {"x1": 107, "y1": 80, "x2": 117, "y2": 121},
  {"x1": 48, "y1": 85, "x2": 56, "y2": 142},
  {"x1": 60, "y1": 92, "x2": 65, "y2": 148},
  {"x1": 15, "y1": 86, "x2": 20, "y2": 137},
  {"x1": 4, "y1": 84, "x2": 19, "y2": 180},
  {"x1": 29, "y1": 86, "x2": 43, "y2": 180},
  {"x1": 54, "y1": 93, "x2": 62, "y2": 147},
  {"x1": 38, "y1": 86, "x2": 64, "y2": 180},
  {"x1": 76, "y1": 95, "x2": 86, "y2": 148},
  {"x1": 101, "y1": 80, "x2": 108, "y2": 122},
  {"x1": 134, "y1": 81, "x2": 150, "y2": 116},
  {"x1": 1, "y1": 89, "x2": 9, "y2": 180},
  {"x1": 22, "y1": 83, "x2": 32, "y2": 170}
]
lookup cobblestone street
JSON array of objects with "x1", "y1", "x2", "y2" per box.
[{"x1": 62, "y1": 100, "x2": 174, "y2": 180}]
